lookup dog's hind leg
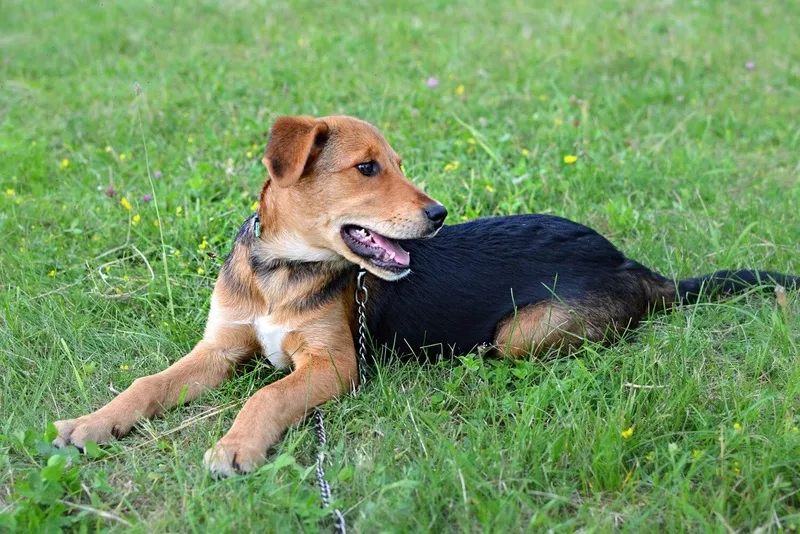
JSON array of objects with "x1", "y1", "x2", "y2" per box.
[
  {"x1": 493, "y1": 301, "x2": 600, "y2": 358},
  {"x1": 53, "y1": 326, "x2": 258, "y2": 450}
]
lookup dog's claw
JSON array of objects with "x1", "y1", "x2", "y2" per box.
[
  {"x1": 204, "y1": 439, "x2": 265, "y2": 477},
  {"x1": 52, "y1": 415, "x2": 123, "y2": 452}
]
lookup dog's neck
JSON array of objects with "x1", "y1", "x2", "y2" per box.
[
  {"x1": 240, "y1": 184, "x2": 355, "y2": 313},
  {"x1": 254, "y1": 181, "x2": 345, "y2": 267}
]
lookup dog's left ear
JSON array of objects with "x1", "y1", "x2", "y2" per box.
[{"x1": 262, "y1": 116, "x2": 329, "y2": 188}]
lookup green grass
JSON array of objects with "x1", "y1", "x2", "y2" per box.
[{"x1": 2, "y1": 0, "x2": 799, "y2": 531}]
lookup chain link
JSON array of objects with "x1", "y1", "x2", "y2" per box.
[
  {"x1": 314, "y1": 268, "x2": 369, "y2": 534},
  {"x1": 354, "y1": 269, "x2": 369, "y2": 394},
  {"x1": 313, "y1": 408, "x2": 346, "y2": 534}
]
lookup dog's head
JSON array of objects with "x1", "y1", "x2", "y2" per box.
[{"x1": 259, "y1": 115, "x2": 446, "y2": 281}]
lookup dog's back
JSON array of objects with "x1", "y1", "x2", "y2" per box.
[{"x1": 366, "y1": 214, "x2": 799, "y2": 359}]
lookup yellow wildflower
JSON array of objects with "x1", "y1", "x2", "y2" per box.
[
  {"x1": 153, "y1": 219, "x2": 160, "y2": 227},
  {"x1": 5, "y1": 189, "x2": 15, "y2": 196},
  {"x1": 733, "y1": 422, "x2": 742, "y2": 431},
  {"x1": 187, "y1": 137, "x2": 194, "y2": 144},
  {"x1": 538, "y1": 95, "x2": 548, "y2": 102},
  {"x1": 122, "y1": 275, "x2": 129, "y2": 282},
  {"x1": 297, "y1": 38, "x2": 307, "y2": 47},
  {"x1": 645, "y1": 452, "x2": 655, "y2": 461},
  {"x1": 467, "y1": 137, "x2": 476, "y2": 145},
  {"x1": 246, "y1": 151, "x2": 253, "y2": 158},
  {"x1": 520, "y1": 148, "x2": 530, "y2": 156},
  {"x1": 444, "y1": 161, "x2": 460, "y2": 172},
  {"x1": 198, "y1": 238, "x2": 209, "y2": 251},
  {"x1": 621, "y1": 426, "x2": 634, "y2": 439},
  {"x1": 105, "y1": 146, "x2": 112, "y2": 152},
  {"x1": 455, "y1": 84, "x2": 465, "y2": 96},
  {"x1": 61, "y1": 159, "x2": 70, "y2": 168},
  {"x1": 197, "y1": 267, "x2": 205, "y2": 275},
  {"x1": 120, "y1": 197, "x2": 132, "y2": 211},
  {"x1": 251, "y1": 143, "x2": 259, "y2": 149},
  {"x1": 563, "y1": 155, "x2": 578, "y2": 164},
  {"x1": 175, "y1": 206, "x2": 183, "y2": 216},
  {"x1": 120, "y1": 364, "x2": 130, "y2": 371},
  {"x1": 132, "y1": 214, "x2": 141, "y2": 225},
  {"x1": 250, "y1": 201, "x2": 259, "y2": 211},
  {"x1": 173, "y1": 249, "x2": 181, "y2": 256},
  {"x1": 48, "y1": 269, "x2": 56, "y2": 277},
  {"x1": 119, "y1": 154, "x2": 126, "y2": 160},
  {"x1": 554, "y1": 118, "x2": 563, "y2": 127},
  {"x1": 692, "y1": 449, "x2": 702, "y2": 459},
  {"x1": 792, "y1": 426, "x2": 799, "y2": 434},
  {"x1": 485, "y1": 185, "x2": 495, "y2": 193}
]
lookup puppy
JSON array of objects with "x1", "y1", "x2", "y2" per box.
[{"x1": 53, "y1": 115, "x2": 799, "y2": 476}]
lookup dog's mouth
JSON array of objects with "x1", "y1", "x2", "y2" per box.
[{"x1": 340, "y1": 225, "x2": 410, "y2": 272}]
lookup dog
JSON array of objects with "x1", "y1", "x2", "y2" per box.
[{"x1": 53, "y1": 115, "x2": 799, "y2": 476}]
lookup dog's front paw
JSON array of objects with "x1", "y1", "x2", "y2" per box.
[
  {"x1": 52, "y1": 414, "x2": 128, "y2": 450},
  {"x1": 203, "y1": 436, "x2": 266, "y2": 478}
]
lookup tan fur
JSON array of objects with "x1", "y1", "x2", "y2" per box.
[{"x1": 493, "y1": 302, "x2": 587, "y2": 357}]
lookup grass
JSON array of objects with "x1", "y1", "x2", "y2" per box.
[{"x1": 1, "y1": 0, "x2": 799, "y2": 531}]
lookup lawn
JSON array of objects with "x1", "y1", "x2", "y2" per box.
[{"x1": 1, "y1": 0, "x2": 799, "y2": 531}]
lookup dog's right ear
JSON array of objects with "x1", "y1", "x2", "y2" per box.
[{"x1": 262, "y1": 116, "x2": 329, "y2": 188}]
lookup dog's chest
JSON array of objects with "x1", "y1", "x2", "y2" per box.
[{"x1": 253, "y1": 316, "x2": 291, "y2": 369}]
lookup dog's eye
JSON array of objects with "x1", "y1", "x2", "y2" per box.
[{"x1": 356, "y1": 161, "x2": 380, "y2": 177}]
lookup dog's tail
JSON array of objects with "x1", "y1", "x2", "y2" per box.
[{"x1": 676, "y1": 270, "x2": 799, "y2": 304}]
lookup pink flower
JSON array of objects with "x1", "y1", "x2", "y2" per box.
[
  {"x1": 154, "y1": 170, "x2": 162, "y2": 178},
  {"x1": 745, "y1": 61, "x2": 755, "y2": 70},
  {"x1": 104, "y1": 185, "x2": 116, "y2": 198},
  {"x1": 426, "y1": 77, "x2": 439, "y2": 88},
  {"x1": 142, "y1": 193, "x2": 153, "y2": 203}
]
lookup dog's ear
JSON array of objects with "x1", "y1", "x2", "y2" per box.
[{"x1": 263, "y1": 116, "x2": 329, "y2": 188}]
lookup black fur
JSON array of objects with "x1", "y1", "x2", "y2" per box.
[
  {"x1": 678, "y1": 270, "x2": 799, "y2": 304},
  {"x1": 293, "y1": 265, "x2": 357, "y2": 312},
  {"x1": 220, "y1": 214, "x2": 258, "y2": 297},
  {"x1": 364, "y1": 214, "x2": 798, "y2": 358}
]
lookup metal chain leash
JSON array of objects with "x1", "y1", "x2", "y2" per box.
[
  {"x1": 313, "y1": 268, "x2": 369, "y2": 534},
  {"x1": 313, "y1": 409, "x2": 346, "y2": 533},
  {"x1": 354, "y1": 269, "x2": 370, "y2": 392}
]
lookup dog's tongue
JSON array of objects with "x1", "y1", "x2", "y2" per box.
[{"x1": 370, "y1": 232, "x2": 410, "y2": 267}]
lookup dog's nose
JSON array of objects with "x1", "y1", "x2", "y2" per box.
[{"x1": 424, "y1": 203, "x2": 448, "y2": 229}]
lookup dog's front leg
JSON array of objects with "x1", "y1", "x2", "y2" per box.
[
  {"x1": 53, "y1": 334, "x2": 256, "y2": 450},
  {"x1": 204, "y1": 329, "x2": 357, "y2": 477}
]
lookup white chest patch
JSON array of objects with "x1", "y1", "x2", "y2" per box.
[{"x1": 253, "y1": 316, "x2": 291, "y2": 369}]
